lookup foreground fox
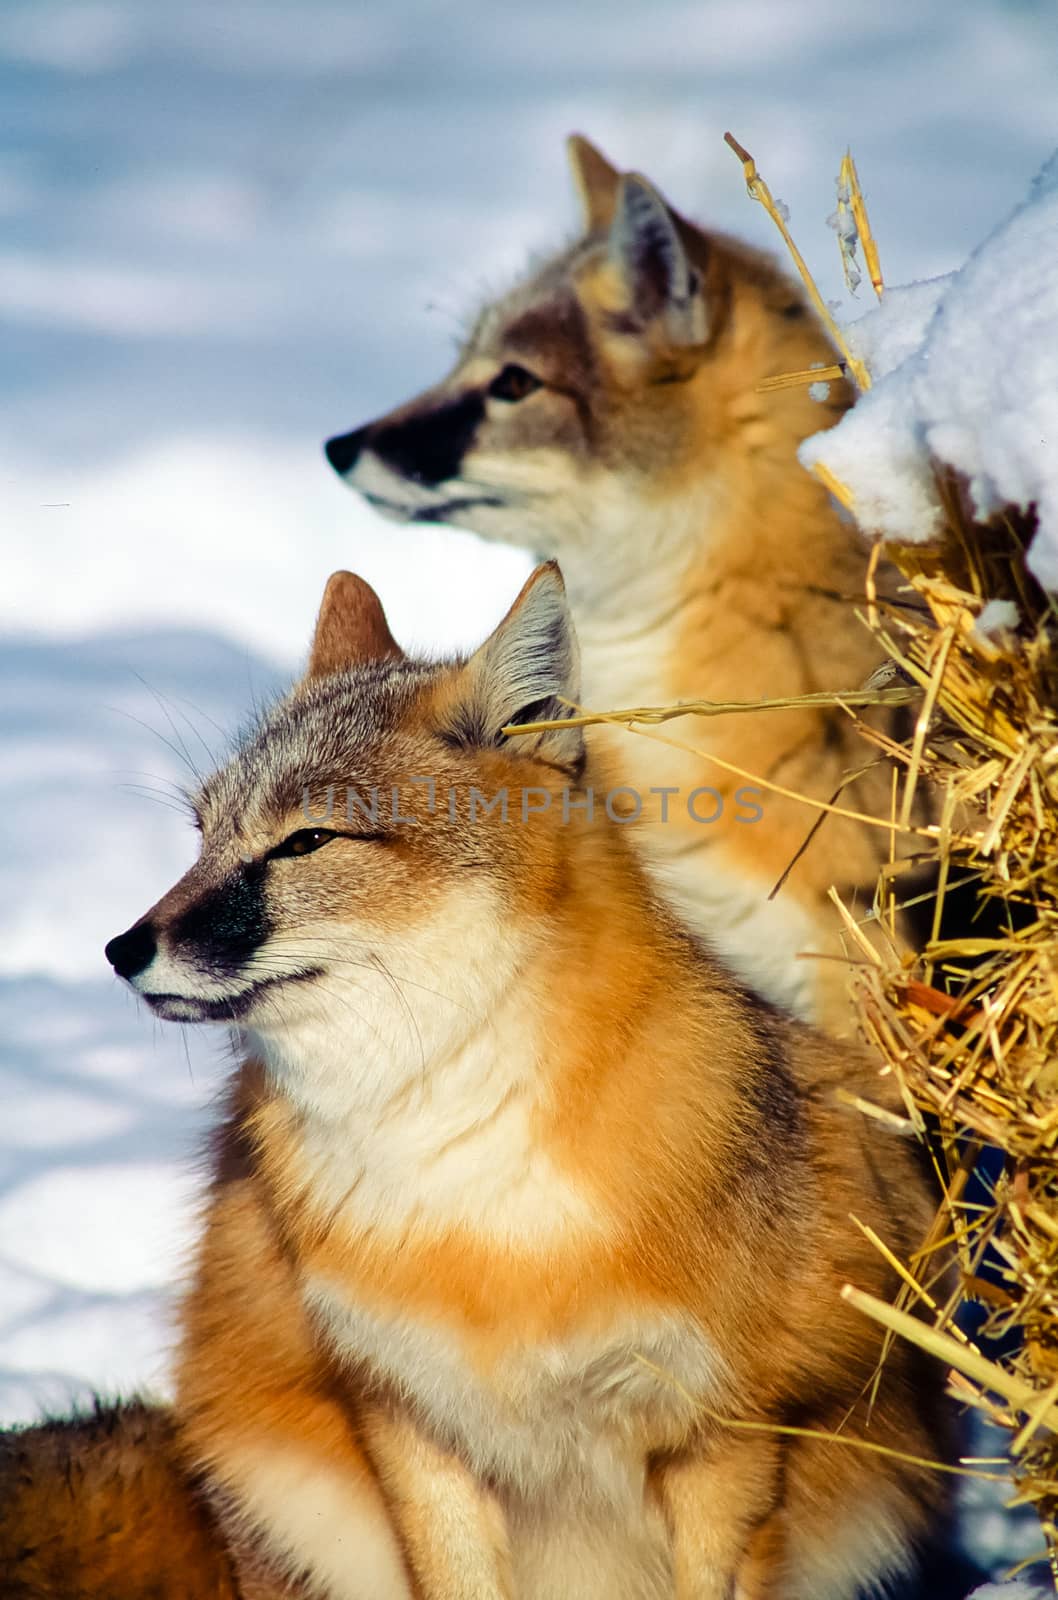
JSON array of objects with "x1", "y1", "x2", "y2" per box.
[
  {"x1": 3, "y1": 566, "x2": 945, "y2": 1597},
  {"x1": 325, "y1": 136, "x2": 902, "y2": 1034}
]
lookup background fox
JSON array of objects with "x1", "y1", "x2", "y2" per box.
[
  {"x1": 4, "y1": 566, "x2": 947, "y2": 1597},
  {"x1": 325, "y1": 135, "x2": 905, "y2": 1035}
]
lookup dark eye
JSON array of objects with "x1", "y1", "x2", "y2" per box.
[
  {"x1": 268, "y1": 829, "x2": 338, "y2": 860},
  {"x1": 487, "y1": 364, "x2": 542, "y2": 403}
]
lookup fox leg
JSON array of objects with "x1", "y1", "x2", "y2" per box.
[
  {"x1": 363, "y1": 1405, "x2": 515, "y2": 1600},
  {"x1": 651, "y1": 1432, "x2": 782, "y2": 1600},
  {"x1": 757, "y1": 1401, "x2": 941, "y2": 1600},
  {"x1": 207, "y1": 1436, "x2": 411, "y2": 1600},
  {"x1": 175, "y1": 1164, "x2": 413, "y2": 1600},
  {"x1": 733, "y1": 1511, "x2": 788, "y2": 1600}
]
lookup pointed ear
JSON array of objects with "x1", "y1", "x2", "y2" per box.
[
  {"x1": 607, "y1": 174, "x2": 707, "y2": 346},
  {"x1": 305, "y1": 571, "x2": 403, "y2": 680},
  {"x1": 444, "y1": 563, "x2": 583, "y2": 770},
  {"x1": 567, "y1": 132, "x2": 622, "y2": 231}
]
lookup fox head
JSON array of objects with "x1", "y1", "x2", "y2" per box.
[
  {"x1": 105, "y1": 566, "x2": 590, "y2": 1099},
  {"x1": 324, "y1": 135, "x2": 848, "y2": 570}
]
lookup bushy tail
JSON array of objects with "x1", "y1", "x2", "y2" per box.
[{"x1": 0, "y1": 1399, "x2": 238, "y2": 1599}]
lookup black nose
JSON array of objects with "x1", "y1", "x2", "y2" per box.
[
  {"x1": 105, "y1": 921, "x2": 157, "y2": 980},
  {"x1": 324, "y1": 427, "x2": 367, "y2": 477}
]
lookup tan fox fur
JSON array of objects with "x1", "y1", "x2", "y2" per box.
[
  {"x1": 325, "y1": 135, "x2": 907, "y2": 1035},
  {"x1": 2, "y1": 566, "x2": 948, "y2": 1598}
]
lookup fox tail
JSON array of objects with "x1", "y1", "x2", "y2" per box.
[{"x1": 0, "y1": 1398, "x2": 238, "y2": 1598}]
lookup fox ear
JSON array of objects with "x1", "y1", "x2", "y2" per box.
[
  {"x1": 567, "y1": 133, "x2": 621, "y2": 231},
  {"x1": 607, "y1": 174, "x2": 706, "y2": 347},
  {"x1": 444, "y1": 563, "x2": 583, "y2": 770},
  {"x1": 306, "y1": 571, "x2": 404, "y2": 680}
]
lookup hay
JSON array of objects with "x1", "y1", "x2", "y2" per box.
[
  {"x1": 510, "y1": 137, "x2": 1058, "y2": 1587},
  {"x1": 731, "y1": 137, "x2": 1058, "y2": 1585},
  {"x1": 843, "y1": 503, "x2": 1058, "y2": 1585}
]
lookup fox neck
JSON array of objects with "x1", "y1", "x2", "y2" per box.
[
  {"x1": 560, "y1": 445, "x2": 849, "y2": 712},
  {"x1": 557, "y1": 475, "x2": 716, "y2": 646},
  {"x1": 245, "y1": 823, "x2": 663, "y2": 1242},
  {"x1": 246, "y1": 884, "x2": 537, "y2": 1128}
]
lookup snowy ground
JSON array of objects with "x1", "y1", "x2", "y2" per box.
[
  {"x1": 0, "y1": 627, "x2": 281, "y2": 1421},
  {"x1": 2, "y1": 1, "x2": 1057, "y2": 1590}
]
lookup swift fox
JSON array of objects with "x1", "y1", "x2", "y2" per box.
[
  {"x1": 325, "y1": 136, "x2": 904, "y2": 1034},
  {"x1": 3, "y1": 567, "x2": 946, "y2": 1597}
]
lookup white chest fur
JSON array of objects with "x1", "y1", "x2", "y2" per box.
[
  {"x1": 306, "y1": 1278, "x2": 722, "y2": 1502},
  {"x1": 309, "y1": 1280, "x2": 713, "y2": 1597}
]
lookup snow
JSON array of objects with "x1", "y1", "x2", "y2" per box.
[
  {"x1": 969, "y1": 1586, "x2": 1049, "y2": 1600},
  {"x1": 844, "y1": 278, "x2": 953, "y2": 379},
  {"x1": 0, "y1": 633, "x2": 269, "y2": 1419},
  {"x1": 1, "y1": 438, "x2": 530, "y2": 665},
  {"x1": 827, "y1": 177, "x2": 862, "y2": 293},
  {"x1": 802, "y1": 152, "x2": 1058, "y2": 589},
  {"x1": 973, "y1": 598, "x2": 1021, "y2": 646},
  {"x1": 2, "y1": 0, "x2": 1056, "y2": 1586}
]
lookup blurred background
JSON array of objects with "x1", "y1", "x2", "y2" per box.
[
  {"x1": 1, "y1": 0, "x2": 1056, "y2": 1581},
  {"x1": 5, "y1": 0, "x2": 1057, "y2": 658}
]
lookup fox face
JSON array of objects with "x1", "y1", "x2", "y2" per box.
[
  {"x1": 325, "y1": 135, "x2": 847, "y2": 571},
  {"x1": 105, "y1": 566, "x2": 587, "y2": 1095}
]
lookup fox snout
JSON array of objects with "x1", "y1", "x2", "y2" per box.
[
  {"x1": 105, "y1": 919, "x2": 157, "y2": 980},
  {"x1": 107, "y1": 864, "x2": 269, "y2": 979},
  {"x1": 325, "y1": 390, "x2": 486, "y2": 488},
  {"x1": 103, "y1": 861, "x2": 294, "y2": 1024},
  {"x1": 324, "y1": 425, "x2": 367, "y2": 477}
]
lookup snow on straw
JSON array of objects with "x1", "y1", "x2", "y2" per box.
[{"x1": 801, "y1": 150, "x2": 1058, "y2": 591}]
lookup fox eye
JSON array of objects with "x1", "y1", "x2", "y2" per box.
[
  {"x1": 268, "y1": 829, "x2": 338, "y2": 860},
  {"x1": 488, "y1": 364, "x2": 542, "y2": 403}
]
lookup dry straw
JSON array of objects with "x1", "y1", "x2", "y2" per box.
[
  {"x1": 843, "y1": 502, "x2": 1058, "y2": 1588},
  {"x1": 510, "y1": 136, "x2": 1058, "y2": 1587},
  {"x1": 724, "y1": 137, "x2": 1058, "y2": 1584}
]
